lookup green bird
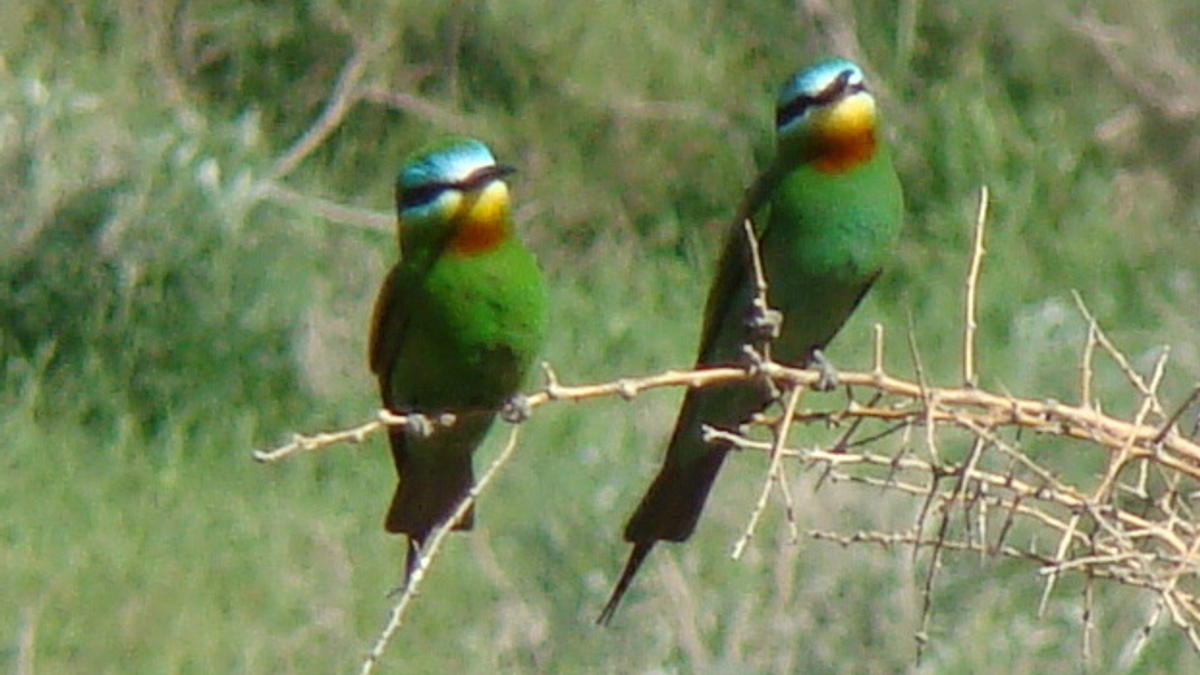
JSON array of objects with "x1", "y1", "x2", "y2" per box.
[
  {"x1": 369, "y1": 137, "x2": 548, "y2": 582},
  {"x1": 598, "y1": 58, "x2": 904, "y2": 623}
]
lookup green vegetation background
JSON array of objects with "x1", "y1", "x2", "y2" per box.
[{"x1": 3, "y1": 0, "x2": 1199, "y2": 672}]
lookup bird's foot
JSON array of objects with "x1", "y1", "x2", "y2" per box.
[
  {"x1": 808, "y1": 348, "x2": 839, "y2": 391},
  {"x1": 746, "y1": 302, "x2": 783, "y2": 343},
  {"x1": 406, "y1": 413, "x2": 435, "y2": 438},
  {"x1": 740, "y1": 344, "x2": 782, "y2": 401},
  {"x1": 501, "y1": 393, "x2": 533, "y2": 423},
  {"x1": 741, "y1": 343, "x2": 766, "y2": 370}
]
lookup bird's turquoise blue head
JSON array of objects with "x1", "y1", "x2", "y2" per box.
[
  {"x1": 396, "y1": 137, "x2": 510, "y2": 217},
  {"x1": 394, "y1": 137, "x2": 517, "y2": 255},
  {"x1": 774, "y1": 58, "x2": 880, "y2": 172}
]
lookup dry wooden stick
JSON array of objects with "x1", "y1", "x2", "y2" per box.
[
  {"x1": 254, "y1": 366, "x2": 1200, "y2": 477},
  {"x1": 731, "y1": 384, "x2": 806, "y2": 560},
  {"x1": 962, "y1": 186, "x2": 989, "y2": 387},
  {"x1": 265, "y1": 37, "x2": 381, "y2": 183},
  {"x1": 359, "y1": 424, "x2": 524, "y2": 675}
]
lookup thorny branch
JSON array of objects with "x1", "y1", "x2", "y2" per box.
[
  {"x1": 256, "y1": 316, "x2": 1200, "y2": 664},
  {"x1": 254, "y1": 364, "x2": 1200, "y2": 475},
  {"x1": 255, "y1": 185, "x2": 1200, "y2": 668}
]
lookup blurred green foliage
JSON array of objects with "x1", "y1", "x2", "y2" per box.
[{"x1": 3, "y1": 0, "x2": 1199, "y2": 672}]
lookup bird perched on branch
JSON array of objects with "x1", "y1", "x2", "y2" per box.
[
  {"x1": 599, "y1": 58, "x2": 904, "y2": 623},
  {"x1": 369, "y1": 137, "x2": 548, "y2": 583}
]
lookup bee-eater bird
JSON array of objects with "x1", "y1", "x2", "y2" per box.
[
  {"x1": 598, "y1": 58, "x2": 904, "y2": 624},
  {"x1": 369, "y1": 137, "x2": 548, "y2": 582}
]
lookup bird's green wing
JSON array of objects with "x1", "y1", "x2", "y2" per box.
[
  {"x1": 368, "y1": 264, "x2": 408, "y2": 406},
  {"x1": 695, "y1": 166, "x2": 782, "y2": 361}
]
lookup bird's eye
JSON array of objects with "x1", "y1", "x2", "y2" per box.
[
  {"x1": 822, "y1": 70, "x2": 855, "y2": 100},
  {"x1": 398, "y1": 183, "x2": 448, "y2": 211},
  {"x1": 776, "y1": 94, "x2": 816, "y2": 128}
]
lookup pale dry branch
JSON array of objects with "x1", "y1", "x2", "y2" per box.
[
  {"x1": 253, "y1": 410, "x2": 451, "y2": 463},
  {"x1": 1158, "y1": 386, "x2": 1200, "y2": 447},
  {"x1": 265, "y1": 38, "x2": 380, "y2": 183},
  {"x1": 253, "y1": 337, "x2": 1200, "y2": 665},
  {"x1": 560, "y1": 80, "x2": 732, "y2": 128},
  {"x1": 807, "y1": 528, "x2": 1048, "y2": 564},
  {"x1": 1066, "y1": 10, "x2": 1200, "y2": 122},
  {"x1": 1072, "y1": 290, "x2": 1169, "y2": 419},
  {"x1": 962, "y1": 185, "x2": 989, "y2": 387},
  {"x1": 359, "y1": 87, "x2": 479, "y2": 132},
  {"x1": 358, "y1": 424, "x2": 524, "y2": 675},
  {"x1": 254, "y1": 181, "x2": 1200, "y2": 668},
  {"x1": 741, "y1": 218, "x2": 780, "y2": 364},
  {"x1": 731, "y1": 384, "x2": 806, "y2": 561},
  {"x1": 257, "y1": 182, "x2": 393, "y2": 233},
  {"x1": 256, "y1": 364, "x2": 1200, "y2": 474},
  {"x1": 727, "y1": 217, "x2": 800, "y2": 557},
  {"x1": 1080, "y1": 320, "x2": 1098, "y2": 408}
]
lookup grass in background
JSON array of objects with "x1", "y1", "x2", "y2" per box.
[{"x1": 3, "y1": 0, "x2": 1199, "y2": 672}]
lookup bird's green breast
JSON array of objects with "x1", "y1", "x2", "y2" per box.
[
  {"x1": 392, "y1": 239, "x2": 547, "y2": 410},
  {"x1": 760, "y1": 144, "x2": 903, "y2": 360}
]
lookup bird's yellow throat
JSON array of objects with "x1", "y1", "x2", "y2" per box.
[
  {"x1": 448, "y1": 182, "x2": 513, "y2": 255},
  {"x1": 811, "y1": 93, "x2": 878, "y2": 174}
]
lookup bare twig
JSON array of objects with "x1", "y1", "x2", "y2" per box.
[
  {"x1": 265, "y1": 36, "x2": 385, "y2": 183},
  {"x1": 731, "y1": 384, "x2": 806, "y2": 560},
  {"x1": 255, "y1": 339, "x2": 1200, "y2": 662},
  {"x1": 359, "y1": 424, "x2": 525, "y2": 675},
  {"x1": 1071, "y1": 291, "x2": 1168, "y2": 418},
  {"x1": 253, "y1": 410, "x2": 451, "y2": 463},
  {"x1": 257, "y1": 182, "x2": 392, "y2": 233},
  {"x1": 255, "y1": 366, "x2": 1200, "y2": 475},
  {"x1": 359, "y1": 87, "x2": 479, "y2": 132},
  {"x1": 962, "y1": 185, "x2": 989, "y2": 387},
  {"x1": 1080, "y1": 320, "x2": 1098, "y2": 409},
  {"x1": 1155, "y1": 385, "x2": 1200, "y2": 446},
  {"x1": 742, "y1": 218, "x2": 780, "y2": 364}
]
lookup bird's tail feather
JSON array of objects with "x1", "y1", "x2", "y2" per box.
[
  {"x1": 384, "y1": 427, "x2": 476, "y2": 536},
  {"x1": 385, "y1": 475, "x2": 476, "y2": 535},
  {"x1": 622, "y1": 384, "x2": 749, "y2": 543},
  {"x1": 597, "y1": 541, "x2": 655, "y2": 625}
]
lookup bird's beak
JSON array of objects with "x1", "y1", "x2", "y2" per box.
[{"x1": 460, "y1": 163, "x2": 517, "y2": 190}]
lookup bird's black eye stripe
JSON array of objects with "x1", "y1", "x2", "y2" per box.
[
  {"x1": 397, "y1": 182, "x2": 449, "y2": 211},
  {"x1": 776, "y1": 69, "x2": 866, "y2": 128},
  {"x1": 776, "y1": 94, "x2": 816, "y2": 128},
  {"x1": 395, "y1": 164, "x2": 514, "y2": 211}
]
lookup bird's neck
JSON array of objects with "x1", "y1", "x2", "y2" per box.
[
  {"x1": 447, "y1": 182, "x2": 514, "y2": 255},
  {"x1": 788, "y1": 93, "x2": 882, "y2": 174},
  {"x1": 810, "y1": 126, "x2": 878, "y2": 174}
]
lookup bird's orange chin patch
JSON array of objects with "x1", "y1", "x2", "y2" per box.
[
  {"x1": 449, "y1": 217, "x2": 508, "y2": 254},
  {"x1": 811, "y1": 94, "x2": 878, "y2": 174},
  {"x1": 813, "y1": 128, "x2": 877, "y2": 174},
  {"x1": 449, "y1": 184, "x2": 512, "y2": 255}
]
